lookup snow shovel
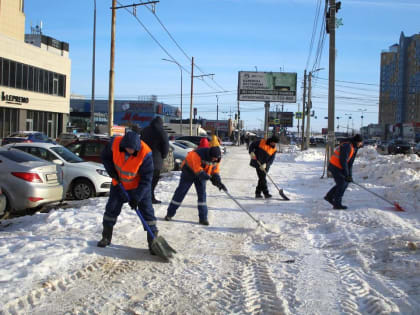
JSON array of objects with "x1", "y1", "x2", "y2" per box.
[
  {"x1": 223, "y1": 189, "x2": 266, "y2": 228},
  {"x1": 256, "y1": 160, "x2": 290, "y2": 200},
  {"x1": 118, "y1": 184, "x2": 177, "y2": 261},
  {"x1": 352, "y1": 181, "x2": 405, "y2": 212}
]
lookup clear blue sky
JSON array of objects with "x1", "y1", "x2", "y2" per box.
[{"x1": 23, "y1": 0, "x2": 420, "y2": 132}]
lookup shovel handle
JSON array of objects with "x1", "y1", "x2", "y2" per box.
[
  {"x1": 352, "y1": 181, "x2": 395, "y2": 207},
  {"x1": 118, "y1": 183, "x2": 156, "y2": 239},
  {"x1": 224, "y1": 190, "x2": 261, "y2": 224}
]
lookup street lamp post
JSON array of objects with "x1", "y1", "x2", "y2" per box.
[
  {"x1": 345, "y1": 113, "x2": 352, "y2": 136},
  {"x1": 90, "y1": 0, "x2": 96, "y2": 135},
  {"x1": 305, "y1": 68, "x2": 324, "y2": 149},
  {"x1": 162, "y1": 58, "x2": 183, "y2": 135},
  {"x1": 358, "y1": 108, "x2": 367, "y2": 131}
]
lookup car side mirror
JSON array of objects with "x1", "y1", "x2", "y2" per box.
[{"x1": 52, "y1": 159, "x2": 64, "y2": 166}]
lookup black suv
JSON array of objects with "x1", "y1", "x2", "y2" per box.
[{"x1": 387, "y1": 139, "x2": 414, "y2": 154}]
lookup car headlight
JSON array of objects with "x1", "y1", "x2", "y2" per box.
[{"x1": 96, "y1": 169, "x2": 110, "y2": 177}]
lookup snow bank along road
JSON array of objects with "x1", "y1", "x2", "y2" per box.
[{"x1": 1, "y1": 146, "x2": 419, "y2": 314}]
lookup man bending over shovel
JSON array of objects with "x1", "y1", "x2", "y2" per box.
[
  {"x1": 249, "y1": 135, "x2": 279, "y2": 199},
  {"x1": 97, "y1": 131, "x2": 159, "y2": 256},
  {"x1": 165, "y1": 146, "x2": 227, "y2": 226}
]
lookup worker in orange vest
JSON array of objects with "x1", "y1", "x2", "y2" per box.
[
  {"x1": 324, "y1": 134, "x2": 363, "y2": 209},
  {"x1": 249, "y1": 135, "x2": 279, "y2": 198},
  {"x1": 165, "y1": 146, "x2": 225, "y2": 226},
  {"x1": 98, "y1": 131, "x2": 158, "y2": 255}
]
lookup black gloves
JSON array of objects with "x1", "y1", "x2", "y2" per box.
[
  {"x1": 345, "y1": 176, "x2": 353, "y2": 182},
  {"x1": 129, "y1": 199, "x2": 139, "y2": 210},
  {"x1": 198, "y1": 171, "x2": 211, "y2": 182},
  {"x1": 217, "y1": 182, "x2": 227, "y2": 192}
]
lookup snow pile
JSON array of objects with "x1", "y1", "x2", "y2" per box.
[
  {"x1": 279, "y1": 147, "x2": 325, "y2": 162},
  {"x1": 355, "y1": 147, "x2": 420, "y2": 211}
]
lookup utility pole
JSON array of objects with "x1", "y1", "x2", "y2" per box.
[
  {"x1": 108, "y1": 0, "x2": 116, "y2": 136},
  {"x1": 327, "y1": 0, "x2": 340, "y2": 164},
  {"x1": 108, "y1": 0, "x2": 159, "y2": 135},
  {"x1": 264, "y1": 101, "x2": 270, "y2": 139},
  {"x1": 301, "y1": 70, "x2": 307, "y2": 150},
  {"x1": 297, "y1": 103, "x2": 300, "y2": 139},
  {"x1": 216, "y1": 95, "x2": 219, "y2": 136},
  {"x1": 237, "y1": 99, "x2": 240, "y2": 146},
  {"x1": 90, "y1": 0, "x2": 96, "y2": 135},
  {"x1": 305, "y1": 72, "x2": 312, "y2": 149},
  {"x1": 189, "y1": 57, "x2": 194, "y2": 136}
]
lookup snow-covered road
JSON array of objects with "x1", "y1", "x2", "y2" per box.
[{"x1": 1, "y1": 145, "x2": 419, "y2": 314}]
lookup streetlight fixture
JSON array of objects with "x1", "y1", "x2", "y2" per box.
[
  {"x1": 162, "y1": 58, "x2": 183, "y2": 135},
  {"x1": 90, "y1": 0, "x2": 96, "y2": 135},
  {"x1": 358, "y1": 108, "x2": 367, "y2": 131}
]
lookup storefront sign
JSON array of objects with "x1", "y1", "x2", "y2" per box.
[{"x1": 1, "y1": 91, "x2": 29, "y2": 105}]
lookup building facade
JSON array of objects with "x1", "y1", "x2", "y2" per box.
[
  {"x1": 379, "y1": 32, "x2": 420, "y2": 133},
  {"x1": 0, "y1": 0, "x2": 71, "y2": 140},
  {"x1": 70, "y1": 96, "x2": 180, "y2": 132}
]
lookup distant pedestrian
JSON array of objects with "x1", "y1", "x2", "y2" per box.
[
  {"x1": 249, "y1": 135, "x2": 279, "y2": 199},
  {"x1": 97, "y1": 131, "x2": 158, "y2": 255},
  {"x1": 164, "y1": 146, "x2": 226, "y2": 226},
  {"x1": 198, "y1": 137, "x2": 210, "y2": 148},
  {"x1": 210, "y1": 134, "x2": 220, "y2": 147},
  {"x1": 140, "y1": 117, "x2": 169, "y2": 204},
  {"x1": 324, "y1": 134, "x2": 363, "y2": 209}
]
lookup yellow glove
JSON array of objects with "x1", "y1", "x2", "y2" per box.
[{"x1": 259, "y1": 163, "x2": 266, "y2": 171}]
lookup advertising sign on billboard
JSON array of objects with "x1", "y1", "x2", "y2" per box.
[
  {"x1": 269, "y1": 112, "x2": 294, "y2": 127},
  {"x1": 238, "y1": 71, "x2": 297, "y2": 103}
]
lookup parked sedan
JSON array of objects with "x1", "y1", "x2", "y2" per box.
[
  {"x1": 387, "y1": 139, "x2": 414, "y2": 155},
  {"x1": 414, "y1": 142, "x2": 420, "y2": 156},
  {"x1": 169, "y1": 141, "x2": 193, "y2": 170},
  {"x1": 4, "y1": 143, "x2": 111, "y2": 200},
  {"x1": 0, "y1": 187, "x2": 7, "y2": 219},
  {"x1": 175, "y1": 139, "x2": 198, "y2": 150},
  {"x1": 0, "y1": 147, "x2": 63, "y2": 214},
  {"x1": 56, "y1": 132, "x2": 90, "y2": 146},
  {"x1": 65, "y1": 137, "x2": 175, "y2": 173},
  {"x1": 1, "y1": 131, "x2": 55, "y2": 145}
]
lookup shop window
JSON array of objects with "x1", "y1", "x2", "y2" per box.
[
  {"x1": 48, "y1": 71, "x2": 53, "y2": 94},
  {"x1": 9, "y1": 61, "x2": 16, "y2": 88},
  {"x1": 16, "y1": 63, "x2": 23, "y2": 89},
  {"x1": 2, "y1": 59, "x2": 9, "y2": 86},
  {"x1": 28, "y1": 66, "x2": 34, "y2": 91},
  {"x1": 43, "y1": 70, "x2": 48, "y2": 94},
  {"x1": 34, "y1": 68, "x2": 39, "y2": 92}
]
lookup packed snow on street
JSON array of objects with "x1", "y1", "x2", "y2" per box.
[{"x1": 1, "y1": 145, "x2": 419, "y2": 315}]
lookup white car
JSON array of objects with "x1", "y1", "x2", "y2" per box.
[
  {"x1": 174, "y1": 139, "x2": 197, "y2": 150},
  {"x1": 4, "y1": 143, "x2": 111, "y2": 200},
  {"x1": 169, "y1": 141, "x2": 194, "y2": 170}
]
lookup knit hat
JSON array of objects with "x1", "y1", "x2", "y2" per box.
[
  {"x1": 352, "y1": 134, "x2": 363, "y2": 143},
  {"x1": 267, "y1": 135, "x2": 280, "y2": 144},
  {"x1": 209, "y1": 146, "x2": 221, "y2": 159}
]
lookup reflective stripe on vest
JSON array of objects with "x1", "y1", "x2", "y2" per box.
[
  {"x1": 111, "y1": 137, "x2": 152, "y2": 190},
  {"x1": 259, "y1": 139, "x2": 277, "y2": 156},
  {"x1": 329, "y1": 142, "x2": 354, "y2": 169}
]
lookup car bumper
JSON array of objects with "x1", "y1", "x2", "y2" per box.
[
  {"x1": 96, "y1": 181, "x2": 112, "y2": 194},
  {"x1": 11, "y1": 184, "x2": 64, "y2": 211}
]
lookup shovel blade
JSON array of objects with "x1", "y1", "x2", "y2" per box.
[
  {"x1": 151, "y1": 235, "x2": 177, "y2": 261},
  {"x1": 279, "y1": 189, "x2": 290, "y2": 201}
]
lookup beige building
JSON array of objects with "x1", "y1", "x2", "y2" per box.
[{"x1": 0, "y1": 0, "x2": 71, "y2": 140}]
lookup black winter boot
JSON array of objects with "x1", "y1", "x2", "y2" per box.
[
  {"x1": 97, "y1": 225, "x2": 113, "y2": 247},
  {"x1": 147, "y1": 231, "x2": 158, "y2": 255},
  {"x1": 333, "y1": 203, "x2": 348, "y2": 210},
  {"x1": 263, "y1": 192, "x2": 272, "y2": 199},
  {"x1": 324, "y1": 195, "x2": 335, "y2": 206},
  {"x1": 255, "y1": 192, "x2": 263, "y2": 199}
]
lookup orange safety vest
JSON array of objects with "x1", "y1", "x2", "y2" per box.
[
  {"x1": 258, "y1": 139, "x2": 277, "y2": 156},
  {"x1": 181, "y1": 150, "x2": 220, "y2": 176},
  {"x1": 329, "y1": 142, "x2": 354, "y2": 169},
  {"x1": 111, "y1": 136, "x2": 152, "y2": 190}
]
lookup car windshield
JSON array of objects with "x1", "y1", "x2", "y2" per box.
[
  {"x1": 173, "y1": 142, "x2": 188, "y2": 149},
  {"x1": 0, "y1": 149, "x2": 44, "y2": 163},
  {"x1": 50, "y1": 146, "x2": 84, "y2": 163},
  {"x1": 8, "y1": 133, "x2": 28, "y2": 138}
]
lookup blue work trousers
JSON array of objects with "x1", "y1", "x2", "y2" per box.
[
  {"x1": 103, "y1": 185, "x2": 157, "y2": 233},
  {"x1": 166, "y1": 172, "x2": 208, "y2": 221},
  {"x1": 326, "y1": 166, "x2": 349, "y2": 206}
]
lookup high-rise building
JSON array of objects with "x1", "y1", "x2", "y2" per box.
[
  {"x1": 0, "y1": 0, "x2": 71, "y2": 140},
  {"x1": 379, "y1": 32, "x2": 420, "y2": 127}
]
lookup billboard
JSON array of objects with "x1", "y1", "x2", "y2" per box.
[
  {"x1": 238, "y1": 71, "x2": 297, "y2": 103},
  {"x1": 269, "y1": 111, "x2": 294, "y2": 127}
]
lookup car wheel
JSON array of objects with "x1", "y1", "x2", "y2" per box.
[
  {"x1": 0, "y1": 194, "x2": 11, "y2": 220},
  {"x1": 72, "y1": 179, "x2": 95, "y2": 200}
]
